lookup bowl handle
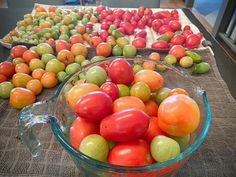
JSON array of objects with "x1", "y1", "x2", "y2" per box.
[{"x1": 18, "y1": 100, "x2": 55, "y2": 157}]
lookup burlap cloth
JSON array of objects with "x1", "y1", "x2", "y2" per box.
[{"x1": 0, "y1": 48, "x2": 236, "y2": 177}]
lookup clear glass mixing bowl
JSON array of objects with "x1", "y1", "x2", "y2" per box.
[{"x1": 18, "y1": 56, "x2": 210, "y2": 177}]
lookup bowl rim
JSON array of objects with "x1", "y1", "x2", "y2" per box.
[{"x1": 49, "y1": 56, "x2": 211, "y2": 171}]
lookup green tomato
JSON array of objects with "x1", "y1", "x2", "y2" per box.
[
  {"x1": 117, "y1": 84, "x2": 130, "y2": 97},
  {"x1": 41, "y1": 53, "x2": 56, "y2": 64},
  {"x1": 57, "y1": 71, "x2": 68, "y2": 82},
  {"x1": 81, "y1": 60, "x2": 91, "y2": 66},
  {"x1": 0, "y1": 82, "x2": 14, "y2": 99},
  {"x1": 86, "y1": 66, "x2": 107, "y2": 86},
  {"x1": 169, "y1": 134, "x2": 190, "y2": 152},
  {"x1": 116, "y1": 37, "x2": 129, "y2": 48},
  {"x1": 112, "y1": 45, "x2": 122, "y2": 56},
  {"x1": 29, "y1": 59, "x2": 45, "y2": 71},
  {"x1": 65, "y1": 63, "x2": 81, "y2": 75},
  {"x1": 133, "y1": 64, "x2": 143, "y2": 73},
  {"x1": 192, "y1": 62, "x2": 210, "y2": 74},
  {"x1": 151, "y1": 136, "x2": 180, "y2": 162},
  {"x1": 75, "y1": 55, "x2": 86, "y2": 64},
  {"x1": 179, "y1": 56, "x2": 193, "y2": 68},
  {"x1": 130, "y1": 82, "x2": 151, "y2": 102},
  {"x1": 123, "y1": 44, "x2": 137, "y2": 57},
  {"x1": 90, "y1": 56, "x2": 105, "y2": 63},
  {"x1": 79, "y1": 134, "x2": 109, "y2": 162},
  {"x1": 155, "y1": 87, "x2": 171, "y2": 105},
  {"x1": 164, "y1": 55, "x2": 177, "y2": 65}
]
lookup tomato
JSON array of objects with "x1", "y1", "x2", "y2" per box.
[
  {"x1": 165, "y1": 31, "x2": 174, "y2": 40},
  {"x1": 75, "y1": 91, "x2": 113, "y2": 122},
  {"x1": 70, "y1": 117, "x2": 100, "y2": 149},
  {"x1": 170, "y1": 34, "x2": 185, "y2": 45},
  {"x1": 168, "y1": 45, "x2": 185, "y2": 61},
  {"x1": 55, "y1": 40, "x2": 71, "y2": 53},
  {"x1": 96, "y1": 42, "x2": 112, "y2": 57},
  {"x1": 134, "y1": 70, "x2": 164, "y2": 92},
  {"x1": 22, "y1": 50, "x2": 39, "y2": 63},
  {"x1": 0, "y1": 74, "x2": 7, "y2": 83},
  {"x1": 158, "y1": 25, "x2": 172, "y2": 34},
  {"x1": 89, "y1": 36, "x2": 103, "y2": 47},
  {"x1": 100, "y1": 109, "x2": 150, "y2": 142},
  {"x1": 158, "y1": 94, "x2": 200, "y2": 136},
  {"x1": 168, "y1": 88, "x2": 189, "y2": 97},
  {"x1": 15, "y1": 63, "x2": 30, "y2": 74},
  {"x1": 69, "y1": 35, "x2": 84, "y2": 45},
  {"x1": 108, "y1": 139, "x2": 153, "y2": 166},
  {"x1": 40, "y1": 71, "x2": 58, "y2": 88},
  {"x1": 183, "y1": 25, "x2": 191, "y2": 31},
  {"x1": 152, "y1": 19, "x2": 163, "y2": 32},
  {"x1": 71, "y1": 43, "x2": 88, "y2": 57},
  {"x1": 130, "y1": 82, "x2": 151, "y2": 102},
  {"x1": 185, "y1": 34, "x2": 201, "y2": 49},
  {"x1": 0, "y1": 61, "x2": 15, "y2": 78},
  {"x1": 113, "y1": 96, "x2": 146, "y2": 112},
  {"x1": 10, "y1": 87, "x2": 36, "y2": 109},
  {"x1": 108, "y1": 58, "x2": 134, "y2": 85},
  {"x1": 151, "y1": 40, "x2": 169, "y2": 49},
  {"x1": 66, "y1": 83, "x2": 100, "y2": 111},
  {"x1": 181, "y1": 30, "x2": 193, "y2": 38},
  {"x1": 57, "y1": 49, "x2": 75, "y2": 65},
  {"x1": 100, "y1": 82, "x2": 119, "y2": 101},
  {"x1": 12, "y1": 73, "x2": 32, "y2": 87},
  {"x1": 10, "y1": 45, "x2": 28, "y2": 59},
  {"x1": 142, "y1": 117, "x2": 166, "y2": 143},
  {"x1": 144, "y1": 100, "x2": 159, "y2": 116},
  {"x1": 169, "y1": 20, "x2": 181, "y2": 31},
  {"x1": 138, "y1": 6, "x2": 146, "y2": 16},
  {"x1": 132, "y1": 37, "x2": 146, "y2": 48}
]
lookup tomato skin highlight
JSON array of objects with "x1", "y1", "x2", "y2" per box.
[
  {"x1": 108, "y1": 139, "x2": 154, "y2": 166},
  {"x1": 100, "y1": 109, "x2": 150, "y2": 142},
  {"x1": 75, "y1": 91, "x2": 113, "y2": 122}
]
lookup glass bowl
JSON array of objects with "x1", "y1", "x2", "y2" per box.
[{"x1": 18, "y1": 56, "x2": 211, "y2": 177}]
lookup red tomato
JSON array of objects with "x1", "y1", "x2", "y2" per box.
[
  {"x1": 100, "y1": 109, "x2": 150, "y2": 142},
  {"x1": 100, "y1": 82, "x2": 119, "y2": 101},
  {"x1": 108, "y1": 58, "x2": 134, "y2": 85},
  {"x1": 69, "y1": 35, "x2": 84, "y2": 45},
  {"x1": 70, "y1": 117, "x2": 100, "y2": 149},
  {"x1": 138, "y1": 6, "x2": 146, "y2": 17},
  {"x1": 152, "y1": 19, "x2": 163, "y2": 32},
  {"x1": 132, "y1": 37, "x2": 146, "y2": 48},
  {"x1": 55, "y1": 40, "x2": 71, "y2": 53},
  {"x1": 183, "y1": 25, "x2": 191, "y2": 31},
  {"x1": 0, "y1": 73, "x2": 7, "y2": 83},
  {"x1": 151, "y1": 40, "x2": 169, "y2": 49},
  {"x1": 185, "y1": 34, "x2": 201, "y2": 49},
  {"x1": 108, "y1": 139, "x2": 153, "y2": 166},
  {"x1": 181, "y1": 30, "x2": 193, "y2": 38},
  {"x1": 47, "y1": 38, "x2": 55, "y2": 46},
  {"x1": 158, "y1": 25, "x2": 172, "y2": 34},
  {"x1": 135, "y1": 31, "x2": 147, "y2": 39},
  {"x1": 22, "y1": 50, "x2": 39, "y2": 63},
  {"x1": 196, "y1": 32, "x2": 203, "y2": 40},
  {"x1": 169, "y1": 20, "x2": 181, "y2": 31},
  {"x1": 0, "y1": 61, "x2": 15, "y2": 78},
  {"x1": 168, "y1": 45, "x2": 186, "y2": 61},
  {"x1": 170, "y1": 34, "x2": 185, "y2": 45},
  {"x1": 142, "y1": 116, "x2": 166, "y2": 143},
  {"x1": 75, "y1": 91, "x2": 113, "y2": 122},
  {"x1": 10, "y1": 45, "x2": 28, "y2": 58}
]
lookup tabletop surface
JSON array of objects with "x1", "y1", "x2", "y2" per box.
[{"x1": 0, "y1": 7, "x2": 236, "y2": 177}]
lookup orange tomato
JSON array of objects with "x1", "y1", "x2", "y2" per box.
[
  {"x1": 113, "y1": 96, "x2": 146, "y2": 112},
  {"x1": 39, "y1": 21, "x2": 51, "y2": 28},
  {"x1": 12, "y1": 73, "x2": 32, "y2": 87},
  {"x1": 168, "y1": 88, "x2": 189, "y2": 97},
  {"x1": 134, "y1": 70, "x2": 164, "y2": 92},
  {"x1": 148, "y1": 52, "x2": 160, "y2": 61},
  {"x1": 33, "y1": 26, "x2": 43, "y2": 33},
  {"x1": 82, "y1": 33, "x2": 91, "y2": 42},
  {"x1": 26, "y1": 79, "x2": 43, "y2": 95},
  {"x1": 158, "y1": 94, "x2": 200, "y2": 136},
  {"x1": 35, "y1": 5, "x2": 46, "y2": 12},
  {"x1": 66, "y1": 83, "x2": 100, "y2": 111},
  {"x1": 10, "y1": 88, "x2": 36, "y2": 109},
  {"x1": 96, "y1": 42, "x2": 112, "y2": 57},
  {"x1": 145, "y1": 100, "x2": 159, "y2": 116},
  {"x1": 32, "y1": 68, "x2": 46, "y2": 80},
  {"x1": 76, "y1": 25, "x2": 86, "y2": 35},
  {"x1": 41, "y1": 72, "x2": 58, "y2": 88},
  {"x1": 70, "y1": 43, "x2": 88, "y2": 57},
  {"x1": 142, "y1": 61, "x2": 156, "y2": 70},
  {"x1": 89, "y1": 36, "x2": 103, "y2": 48},
  {"x1": 15, "y1": 63, "x2": 30, "y2": 74},
  {"x1": 57, "y1": 49, "x2": 75, "y2": 65},
  {"x1": 90, "y1": 16, "x2": 97, "y2": 23}
]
